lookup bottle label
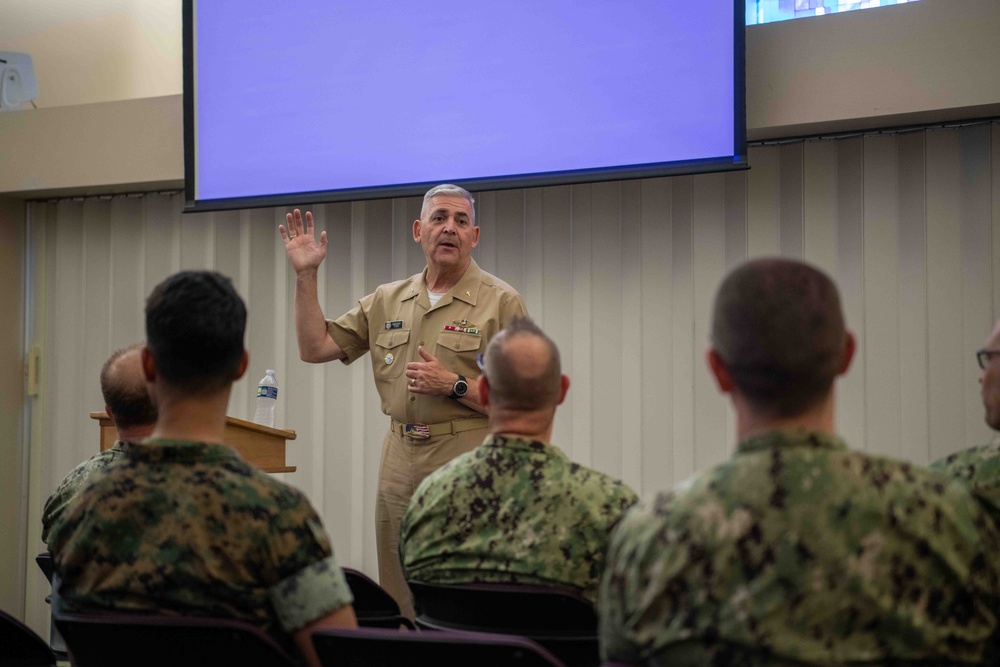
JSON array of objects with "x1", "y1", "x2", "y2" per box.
[{"x1": 257, "y1": 386, "x2": 278, "y2": 399}]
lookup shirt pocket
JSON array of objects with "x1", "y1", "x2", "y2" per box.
[
  {"x1": 374, "y1": 329, "x2": 409, "y2": 380},
  {"x1": 435, "y1": 331, "x2": 483, "y2": 376}
]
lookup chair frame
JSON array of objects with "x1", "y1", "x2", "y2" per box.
[{"x1": 54, "y1": 611, "x2": 298, "y2": 667}]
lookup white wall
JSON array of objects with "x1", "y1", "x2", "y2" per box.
[{"x1": 0, "y1": 1, "x2": 181, "y2": 108}]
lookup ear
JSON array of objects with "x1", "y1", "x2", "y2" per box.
[
  {"x1": 557, "y1": 374, "x2": 570, "y2": 405},
  {"x1": 838, "y1": 331, "x2": 857, "y2": 376},
  {"x1": 104, "y1": 404, "x2": 116, "y2": 424},
  {"x1": 470, "y1": 225, "x2": 480, "y2": 249},
  {"x1": 234, "y1": 350, "x2": 249, "y2": 381},
  {"x1": 140, "y1": 346, "x2": 157, "y2": 383},
  {"x1": 478, "y1": 374, "x2": 490, "y2": 408},
  {"x1": 412, "y1": 218, "x2": 423, "y2": 243},
  {"x1": 706, "y1": 348, "x2": 734, "y2": 394}
]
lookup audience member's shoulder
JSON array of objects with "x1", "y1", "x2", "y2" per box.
[{"x1": 930, "y1": 442, "x2": 1000, "y2": 481}]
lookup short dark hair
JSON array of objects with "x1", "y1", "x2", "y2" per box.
[
  {"x1": 100, "y1": 343, "x2": 157, "y2": 429},
  {"x1": 711, "y1": 258, "x2": 845, "y2": 417},
  {"x1": 483, "y1": 317, "x2": 561, "y2": 411},
  {"x1": 145, "y1": 271, "x2": 247, "y2": 394}
]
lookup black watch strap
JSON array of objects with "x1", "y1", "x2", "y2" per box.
[{"x1": 450, "y1": 374, "x2": 468, "y2": 399}]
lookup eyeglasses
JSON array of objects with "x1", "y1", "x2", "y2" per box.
[{"x1": 976, "y1": 349, "x2": 1000, "y2": 370}]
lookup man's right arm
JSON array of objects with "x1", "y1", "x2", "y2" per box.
[{"x1": 280, "y1": 208, "x2": 346, "y2": 363}]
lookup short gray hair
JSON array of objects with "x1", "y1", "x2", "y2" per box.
[{"x1": 421, "y1": 184, "x2": 476, "y2": 224}]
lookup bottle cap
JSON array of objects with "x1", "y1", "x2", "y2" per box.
[{"x1": 266, "y1": 369, "x2": 275, "y2": 374}]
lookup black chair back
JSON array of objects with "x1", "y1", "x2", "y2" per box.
[
  {"x1": 409, "y1": 580, "x2": 599, "y2": 666},
  {"x1": 342, "y1": 567, "x2": 414, "y2": 629},
  {"x1": 35, "y1": 552, "x2": 54, "y2": 584},
  {"x1": 313, "y1": 626, "x2": 565, "y2": 666},
  {"x1": 54, "y1": 612, "x2": 297, "y2": 667},
  {"x1": 0, "y1": 608, "x2": 56, "y2": 667}
]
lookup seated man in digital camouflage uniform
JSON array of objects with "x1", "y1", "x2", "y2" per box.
[
  {"x1": 931, "y1": 316, "x2": 1000, "y2": 524},
  {"x1": 49, "y1": 270, "x2": 356, "y2": 667},
  {"x1": 42, "y1": 343, "x2": 157, "y2": 545},
  {"x1": 600, "y1": 258, "x2": 1000, "y2": 666},
  {"x1": 400, "y1": 316, "x2": 638, "y2": 603}
]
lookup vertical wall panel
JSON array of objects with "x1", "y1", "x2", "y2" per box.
[
  {"x1": 747, "y1": 145, "x2": 780, "y2": 257},
  {"x1": 862, "y1": 135, "x2": 901, "y2": 459},
  {"x1": 639, "y1": 178, "x2": 673, "y2": 493},
  {"x1": 591, "y1": 182, "x2": 623, "y2": 478},
  {"x1": 569, "y1": 185, "x2": 594, "y2": 467},
  {"x1": 540, "y1": 186, "x2": 574, "y2": 447},
  {"x1": 835, "y1": 138, "x2": 866, "y2": 450},
  {"x1": 959, "y1": 126, "x2": 995, "y2": 449},
  {"x1": 692, "y1": 174, "x2": 728, "y2": 472},
  {"x1": 802, "y1": 140, "x2": 839, "y2": 276},
  {"x1": 993, "y1": 124, "x2": 1000, "y2": 323},
  {"x1": 620, "y1": 181, "x2": 644, "y2": 491},
  {"x1": 897, "y1": 132, "x2": 930, "y2": 464},
  {"x1": 670, "y1": 177, "x2": 696, "y2": 483},
  {"x1": 926, "y1": 129, "x2": 968, "y2": 460},
  {"x1": 779, "y1": 143, "x2": 804, "y2": 258}
]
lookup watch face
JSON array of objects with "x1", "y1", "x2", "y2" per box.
[{"x1": 454, "y1": 379, "x2": 469, "y2": 397}]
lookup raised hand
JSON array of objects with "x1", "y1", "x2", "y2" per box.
[{"x1": 279, "y1": 209, "x2": 328, "y2": 274}]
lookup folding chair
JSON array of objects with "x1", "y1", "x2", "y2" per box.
[
  {"x1": 312, "y1": 626, "x2": 565, "y2": 666},
  {"x1": 54, "y1": 611, "x2": 297, "y2": 667},
  {"x1": 409, "y1": 580, "x2": 599, "y2": 666},
  {"x1": 342, "y1": 567, "x2": 414, "y2": 629},
  {"x1": 0, "y1": 608, "x2": 56, "y2": 667}
]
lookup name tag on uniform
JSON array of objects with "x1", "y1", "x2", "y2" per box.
[{"x1": 384, "y1": 320, "x2": 404, "y2": 330}]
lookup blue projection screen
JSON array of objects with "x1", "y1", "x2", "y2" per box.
[{"x1": 184, "y1": 1, "x2": 746, "y2": 212}]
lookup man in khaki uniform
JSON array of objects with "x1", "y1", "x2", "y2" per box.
[{"x1": 280, "y1": 184, "x2": 526, "y2": 617}]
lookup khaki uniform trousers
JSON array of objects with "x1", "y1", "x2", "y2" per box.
[{"x1": 376, "y1": 425, "x2": 485, "y2": 620}]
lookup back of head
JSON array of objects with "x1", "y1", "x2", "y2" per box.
[
  {"x1": 100, "y1": 343, "x2": 157, "y2": 428},
  {"x1": 145, "y1": 270, "x2": 247, "y2": 394},
  {"x1": 421, "y1": 184, "x2": 476, "y2": 222},
  {"x1": 711, "y1": 258, "x2": 845, "y2": 417},
  {"x1": 482, "y1": 316, "x2": 561, "y2": 411}
]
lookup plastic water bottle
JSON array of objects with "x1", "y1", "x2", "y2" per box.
[{"x1": 253, "y1": 369, "x2": 278, "y2": 427}]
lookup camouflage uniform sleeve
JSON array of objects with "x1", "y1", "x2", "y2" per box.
[
  {"x1": 41, "y1": 457, "x2": 102, "y2": 545},
  {"x1": 265, "y1": 491, "x2": 353, "y2": 632},
  {"x1": 598, "y1": 499, "x2": 662, "y2": 663}
]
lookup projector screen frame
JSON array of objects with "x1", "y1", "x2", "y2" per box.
[{"x1": 183, "y1": 0, "x2": 747, "y2": 213}]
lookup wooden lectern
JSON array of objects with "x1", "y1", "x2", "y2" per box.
[{"x1": 90, "y1": 413, "x2": 296, "y2": 473}]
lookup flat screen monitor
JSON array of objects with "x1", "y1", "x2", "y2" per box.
[{"x1": 184, "y1": 1, "x2": 746, "y2": 212}]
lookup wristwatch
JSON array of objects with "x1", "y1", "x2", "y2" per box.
[{"x1": 450, "y1": 375, "x2": 469, "y2": 399}]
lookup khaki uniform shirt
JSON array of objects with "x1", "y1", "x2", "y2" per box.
[
  {"x1": 328, "y1": 259, "x2": 526, "y2": 424},
  {"x1": 400, "y1": 434, "x2": 638, "y2": 602},
  {"x1": 600, "y1": 430, "x2": 1000, "y2": 665},
  {"x1": 49, "y1": 439, "x2": 353, "y2": 644},
  {"x1": 42, "y1": 440, "x2": 134, "y2": 544}
]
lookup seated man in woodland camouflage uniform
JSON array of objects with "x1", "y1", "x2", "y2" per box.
[
  {"x1": 931, "y1": 317, "x2": 1000, "y2": 524},
  {"x1": 42, "y1": 343, "x2": 157, "y2": 545},
  {"x1": 400, "y1": 316, "x2": 638, "y2": 602},
  {"x1": 49, "y1": 271, "x2": 356, "y2": 667},
  {"x1": 600, "y1": 258, "x2": 1000, "y2": 665}
]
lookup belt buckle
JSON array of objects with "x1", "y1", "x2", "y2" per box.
[{"x1": 404, "y1": 423, "x2": 431, "y2": 440}]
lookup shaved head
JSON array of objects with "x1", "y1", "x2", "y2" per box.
[{"x1": 482, "y1": 317, "x2": 561, "y2": 411}]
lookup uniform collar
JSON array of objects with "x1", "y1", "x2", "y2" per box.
[
  {"x1": 735, "y1": 429, "x2": 848, "y2": 456},
  {"x1": 401, "y1": 258, "x2": 482, "y2": 307},
  {"x1": 131, "y1": 438, "x2": 242, "y2": 464},
  {"x1": 483, "y1": 433, "x2": 567, "y2": 459}
]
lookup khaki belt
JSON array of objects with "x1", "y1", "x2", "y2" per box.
[{"x1": 391, "y1": 417, "x2": 488, "y2": 440}]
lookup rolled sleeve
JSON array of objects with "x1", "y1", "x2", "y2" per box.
[{"x1": 268, "y1": 555, "x2": 354, "y2": 633}]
